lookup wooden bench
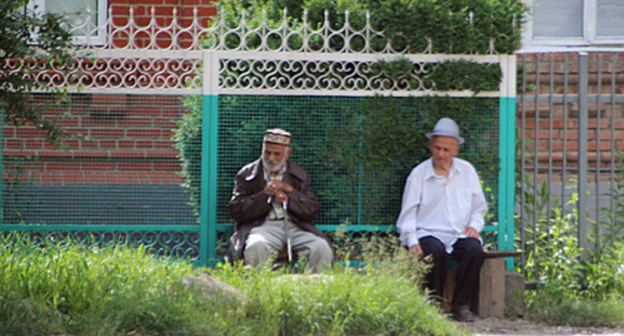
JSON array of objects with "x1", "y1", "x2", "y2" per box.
[{"x1": 442, "y1": 250, "x2": 522, "y2": 317}]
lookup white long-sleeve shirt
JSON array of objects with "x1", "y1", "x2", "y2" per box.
[{"x1": 396, "y1": 157, "x2": 488, "y2": 253}]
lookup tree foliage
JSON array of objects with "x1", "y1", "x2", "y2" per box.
[
  {"x1": 215, "y1": 0, "x2": 527, "y2": 54},
  {"x1": 0, "y1": 0, "x2": 75, "y2": 144}
]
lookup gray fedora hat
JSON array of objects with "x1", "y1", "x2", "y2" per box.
[{"x1": 425, "y1": 118, "x2": 464, "y2": 145}]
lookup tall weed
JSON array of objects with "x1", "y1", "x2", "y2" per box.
[
  {"x1": 518, "y1": 151, "x2": 624, "y2": 327},
  {"x1": 598, "y1": 149, "x2": 624, "y2": 250}
]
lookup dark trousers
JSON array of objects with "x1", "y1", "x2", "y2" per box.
[{"x1": 419, "y1": 236, "x2": 484, "y2": 307}]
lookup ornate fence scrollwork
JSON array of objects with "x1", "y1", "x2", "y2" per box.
[{"x1": 23, "y1": 6, "x2": 505, "y2": 96}]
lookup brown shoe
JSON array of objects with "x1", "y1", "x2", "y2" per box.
[{"x1": 452, "y1": 305, "x2": 475, "y2": 322}]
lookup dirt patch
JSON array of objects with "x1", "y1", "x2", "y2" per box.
[{"x1": 465, "y1": 317, "x2": 624, "y2": 336}]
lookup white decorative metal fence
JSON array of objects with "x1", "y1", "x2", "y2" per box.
[{"x1": 1, "y1": 6, "x2": 517, "y2": 266}]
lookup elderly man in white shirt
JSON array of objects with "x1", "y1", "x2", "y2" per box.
[{"x1": 396, "y1": 118, "x2": 487, "y2": 323}]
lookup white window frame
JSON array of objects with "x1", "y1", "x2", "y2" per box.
[
  {"x1": 521, "y1": 0, "x2": 624, "y2": 52},
  {"x1": 30, "y1": 0, "x2": 108, "y2": 46}
]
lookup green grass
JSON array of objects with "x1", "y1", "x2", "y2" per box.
[
  {"x1": 0, "y1": 233, "x2": 466, "y2": 336},
  {"x1": 522, "y1": 235, "x2": 624, "y2": 328},
  {"x1": 525, "y1": 296, "x2": 624, "y2": 328}
]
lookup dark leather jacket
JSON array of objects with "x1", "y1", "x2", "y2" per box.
[{"x1": 227, "y1": 158, "x2": 332, "y2": 262}]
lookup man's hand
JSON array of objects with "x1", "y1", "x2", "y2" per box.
[
  {"x1": 265, "y1": 181, "x2": 293, "y2": 205},
  {"x1": 464, "y1": 227, "x2": 480, "y2": 239},
  {"x1": 273, "y1": 192, "x2": 289, "y2": 205},
  {"x1": 409, "y1": 244, "x2": 424, "y2": 259},
  {"x1": 264, "y1": 180, "x2": 293, "y2": 196}
]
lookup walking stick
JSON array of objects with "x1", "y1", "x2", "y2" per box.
[{"x1": 283, "y1": 201, "x2": 293, "y2": 266}]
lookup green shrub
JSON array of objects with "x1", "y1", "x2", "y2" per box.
[
  {"x1": 427, "y1": 60, "x2": 502, "y2": 93},
  {"x1": 175, "y1": 95, "x2": 501, "y2": 229},
  {"x1": 211, "y1": 243, "x2": 463, "y2": 336},
  {"x1": 584, "y1": 242, "x2": 624, "y2": 300},
  {"x1": 215, "y1": 0, "x2": 527, "y2": 54},
  {"x1": 518, "y1": 169, "x2": 624, "y2": 326},
  {"x1": 0, "y1": 233, "x2": 467, "y2": 336},
  {"x1": 369, "y1": 0, "x2": 526, "y2": 54},
  {"x1": 173, "y1": 95, "x2": 203, "y2": 218},
  {"x1": 180, "y1": 0, "x2": 510, "y2": 233},
  {"x1": 0, "y1": 234, "x2": 205, "y2": 336}
]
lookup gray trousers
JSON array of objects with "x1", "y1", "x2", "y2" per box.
[{"x1": 244, "y1": 219, "x2": 333, "y2": 273}]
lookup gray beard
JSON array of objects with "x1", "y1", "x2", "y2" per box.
[{"x1": 262, "y1": 158, "x2": 286, "y2": 174}]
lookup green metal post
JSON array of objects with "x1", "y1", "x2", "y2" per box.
[
  {"x1": 200, "y1": 95, "x2": 219, "y2": 266},
  {"x1": 506, "y1": 97, "x2": 517, "y2": 255},
  {"x1": 498, "y1": 96, "x2": 516, "y2": 270},
  {"x1": 497, "y1": 98, "x2": 507, "y2": 251},
  {"x1": 0, "y1": 108, "x2": 4, "y2": 224}
]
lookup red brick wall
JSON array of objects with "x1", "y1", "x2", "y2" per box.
[
  {"x1": 3, "y1": 1, "x2": 217, "y2": 186},
  {"x1": 3, "y1": 93, "x2": 188, "y2": 185}
]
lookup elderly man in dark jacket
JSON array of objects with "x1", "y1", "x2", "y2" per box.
[{"x1": 227, "y1": 128, "x2": 334, "y2": 272}]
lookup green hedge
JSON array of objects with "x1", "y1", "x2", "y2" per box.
[
  {"x1": 175, "y1": 95, "x2": 500, "y2": 227},
  {"x1": 214, "y1": 0, "x2": 526, "y2": 55},
  {"x1": 176, "y1": 0, "x2": 513, "y2": 227}
]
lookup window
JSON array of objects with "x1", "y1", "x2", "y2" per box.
[
  {"x1": 522, "y1": 0, "x2": 624, "y2": 51},
  {"x1": 31, "y1": 0, "x2": 108, "y2": 45}
]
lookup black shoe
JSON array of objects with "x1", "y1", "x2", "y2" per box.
[{"x1": 452, "y1": 305, "x2": 475, "y2": 322}]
